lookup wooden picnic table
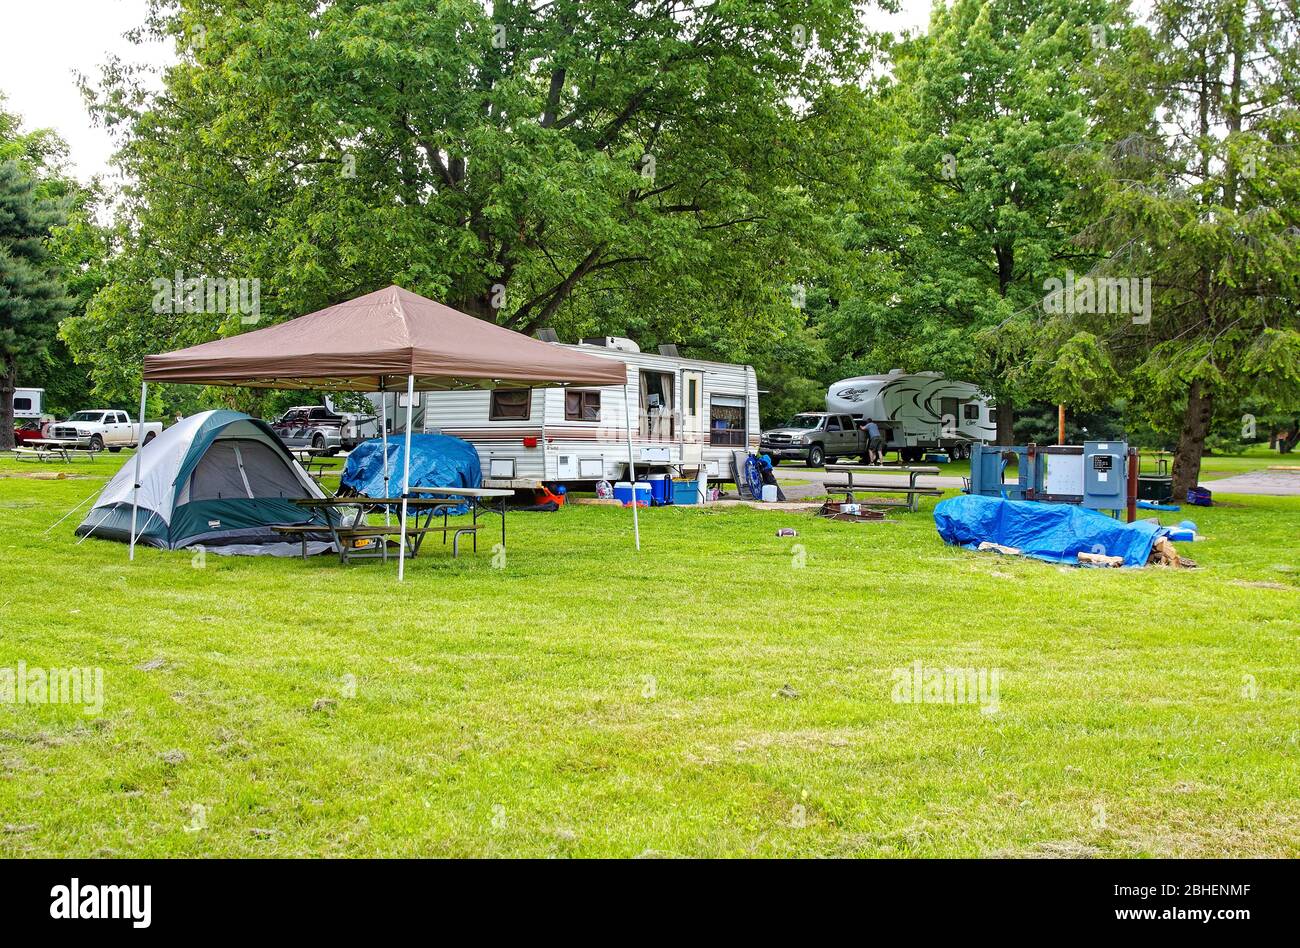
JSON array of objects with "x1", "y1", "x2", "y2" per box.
[
  {"x1": 410, "y1": 485, "x2": 514, "y2": 552},
  {"x1": 823, "y1": 463, "x2": 943, "y2": 513},
  {"x1": 305, "y1": 458, "x2": 338, "y2": 477},
  {"x1": 14, "y1": 438, "x2": 99, "y2": 462},
  {"x1": 287, "y1": 495, "x2": 491, "y2": 564}
]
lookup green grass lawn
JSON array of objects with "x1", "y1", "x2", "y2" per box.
[{"x1": 1, "y1": 450, "x2": 1297, "y2": 857}]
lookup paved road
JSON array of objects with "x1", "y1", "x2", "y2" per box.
[{"x1": 1202, "y1": 470, "x2": 1300, "y2": 496}]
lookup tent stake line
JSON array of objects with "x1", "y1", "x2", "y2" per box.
[{"x1": 44, "y1": 486, "x2": 104, "y2": 535}]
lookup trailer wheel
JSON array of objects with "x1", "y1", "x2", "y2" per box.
[{"x1": 806, "y1": 444, "x2": 825, "y2": 467}]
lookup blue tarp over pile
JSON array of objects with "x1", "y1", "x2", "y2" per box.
[
  {"x1": 341, "y1": 434, "x2": 481, "y2": 512},
  {"x1": 934, "y1": 494, "x2": 1166, "y2": 567}
]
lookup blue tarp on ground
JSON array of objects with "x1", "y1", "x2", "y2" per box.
[
  {"x1": 341, "y1": 434, "x2": 481, "y2": 513},
  {"x1": 934, "y1": 494, "x2": 1166, "y2": 567}
]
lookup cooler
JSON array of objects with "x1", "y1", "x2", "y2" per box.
[
  {"x1": 613, "y1": 481, "x2": 651, "y2": 506},
  {"x1": 647, "y1": 474, "x2": 671, "y2": 506}
]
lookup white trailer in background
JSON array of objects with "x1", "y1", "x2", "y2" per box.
[
  {"x1": 826, "y1": 369, "x2": 995, "y2": 462},
  {"x1": 11, "y1": 387, "x2": 44, "y2": 420},
  {"x1": 407, "y1": 337, "x2": 760, "y2": 488}
]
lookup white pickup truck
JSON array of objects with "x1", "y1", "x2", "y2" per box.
[{"x1": 51, "y1": 410, "x2": 163, "y2": 453}]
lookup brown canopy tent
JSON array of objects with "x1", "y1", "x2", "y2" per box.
[{"x1": 132, "y1": 285, "x2": 639, "y2": 577}]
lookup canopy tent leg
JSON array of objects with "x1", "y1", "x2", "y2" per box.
[
  {"x1": 624, "y1": 382, "x2": 640, "y2": 551},
  {"x1": 379, "y1": 376, "x2": 390, "y2": 526},
  {"x1": 129, "y1": 381, "x2": 148, "y2": 561},
  {"x1": 397, "y1": 373, "x2": 415, "y2": 581}
]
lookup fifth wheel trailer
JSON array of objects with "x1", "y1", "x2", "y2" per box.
[
  {"x1": 405, "y1": 337, "x2": 760, "y2": 488},
  {"x1": 825, "y1": 370, "x2": 995, "y2": 462}
]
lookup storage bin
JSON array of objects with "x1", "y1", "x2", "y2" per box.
[
  {"x1": 672, "y1": 480, "x2": 699, "y2": 505},
  {"x1": 1137, "y1": 474, "x2": 1174, "y2": 501}
]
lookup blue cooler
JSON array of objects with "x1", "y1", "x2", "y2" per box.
[
  {"x1": 648, "y1": 474, "x2": 671, "y2": 506},
  {"x1": 613, "y1": 481, "x2": 651, "y2": 506},
  {"x1": 672, "y1": 480, "x2": 698, "y2": 505}
]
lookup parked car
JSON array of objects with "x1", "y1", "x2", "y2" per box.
[
  {"x1": 13, "y1": 420, "x2": 45, "y2": 445},
  {"x1": 760, "y1": 412, "x2": 866, "y2": 467},
  {"x1": 50, "y1": 410, "x2": 163, "y2": 453}
]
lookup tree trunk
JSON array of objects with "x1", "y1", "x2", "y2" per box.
[
  {"x1": 995, "y1": 397, "x2": 1014, "y2": 446},
  {"x1": 453, "y1": 292, "x2": 496, "y2": 322},
  {"x1": 1171, "y1": 380, "x2": 1213, "y2": 500},
  {"x1": 0, "y1": 358, "x2": 16, "y2": 451}
]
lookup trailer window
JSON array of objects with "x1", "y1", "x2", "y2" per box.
[
  {"x1": 13, "y1": 397, "x2": 31, "y2": 412},
  {"x1": 709, "y1": 395, "x2": 746, "y2": 447},
  {"x1": 565, "y1": 390, "x2": 601, "y2": 421},
  {"x1": 963, "y1": 403, "x2": 980, "y2": 421},
  {"x1": 489, "y1": 389, "x2": 531, "y2": 421},
  {"x1": 639, "y1": 370, "x2": 674, "y2": 439}
]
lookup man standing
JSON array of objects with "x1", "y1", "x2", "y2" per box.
[{"x1": 863, "y1": 418, "x2": 883, "y2": 464}]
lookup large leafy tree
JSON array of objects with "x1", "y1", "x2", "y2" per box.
[
  {"x1": 68, "y1": 0, "x2": 880, "y2": 404},
  {"x1": 823, "y1": 0, "x2": 1124, "y2": 442},
  {"x1": 1044, "y1": 0, "x2": 1300, "y2": 497}
]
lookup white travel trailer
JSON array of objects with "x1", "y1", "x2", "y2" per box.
[
  {"x1": 10, "y1": 387, "x2": 44, "y2": 420},
  {"x1": 406, "y1": 337, "x2": 760, "y2": 487},
  {"x1": 826, "y1": 370, "x2": 995, "y2": 461}
]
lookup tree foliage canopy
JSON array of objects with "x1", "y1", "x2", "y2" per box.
[{"x1": 68, "y1": 0, "x2": 884, "y2": 404}]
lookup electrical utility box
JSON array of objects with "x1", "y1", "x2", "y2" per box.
[
  {"x1": 1082, "y1": 441, "x2": 1125, "y2": 506},
  {"x1": 969, "y1": 441, "x2": 1136, "y2": 520}
]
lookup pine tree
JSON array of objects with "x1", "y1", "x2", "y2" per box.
[{"x1": 0, "y1": 160, "x2": 71, "y2": 449}]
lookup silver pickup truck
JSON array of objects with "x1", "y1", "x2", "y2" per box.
[
  {"x1": 760, "y1": 412, "x2": 868, "y2": 467},
  {"x1": 270, "y1": 405, "x2": 378, "y2": 456}
]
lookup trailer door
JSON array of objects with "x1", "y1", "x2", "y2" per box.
[{"x1": 682, "y1": 371, "x2": 703, "y2": 442}]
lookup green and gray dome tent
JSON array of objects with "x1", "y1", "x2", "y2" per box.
[{"x1": 75, "y1": 410, "x2": 336, "y2": 555}]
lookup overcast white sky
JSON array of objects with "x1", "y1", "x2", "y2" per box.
[{"x1": 0, "y1": 0, "x2": 935, "y2": 184}]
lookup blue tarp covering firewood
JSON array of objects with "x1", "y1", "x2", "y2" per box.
[
  {"x1": 934, "y1": 494, "x2": 1168, "y2": 567},
  {"x1": 341, "y1": 434, "x2": 481, "y2": 514}
]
